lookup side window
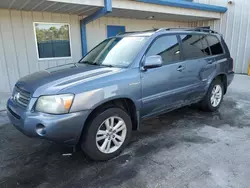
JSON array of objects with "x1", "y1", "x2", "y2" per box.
[
  {"x1": 146, "y1": 35, "x2": 181, "y2": 65},
  {"x1": 206, "y1": 35, "x2": 224, "y2": 55},
  {"x1": 180, "y1": 35, "x2": 209, "y2": 60}
]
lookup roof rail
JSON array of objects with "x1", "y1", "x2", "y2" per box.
[
  {"x1": 156, "y1": 27, "x2": 190, "y2": 32},
  {"x1": 115, "y1": 27, "x2": 221, "y2": 37},
  {"x1": 156, "y1": 27, "x2": 220, "y2": 35},
  {"x1": 116, "y1": 29, "x2": 158, "y2": 36},
  {"x1": 191, "y1": 27, "x2": 219, "y2": 34}
]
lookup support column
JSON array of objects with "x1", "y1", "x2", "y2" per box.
[{"x1": 80, "y1": 0, "x2": 112, "y2": 56}]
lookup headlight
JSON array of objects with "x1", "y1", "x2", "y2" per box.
[{"x1": 35, "y1": 94, "x2": 74, "y2": 114}]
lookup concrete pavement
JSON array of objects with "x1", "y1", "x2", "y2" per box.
[
  {"x1": 0, "y1": 92, "x2": 10, "y2": 111},
  {"x1": 0, "y1": 111, "x2": 8, "y2": 126}
]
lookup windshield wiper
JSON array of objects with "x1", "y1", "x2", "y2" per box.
[
  {"x1": 101, "y1": 64, "x2": 115, "y2": 67},
  {"x1": 80, "y1": 61, "x2": 98, "y2": 65},
  {"x1": 81, "y1": 61, "x2": 116, "y2": 68}
]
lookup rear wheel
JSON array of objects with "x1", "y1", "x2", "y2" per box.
[
  {"x1": 200, "y1": 79, "x2": 224, "y2": 112},
  {"x1": 81, "y1": 107, "x2": 132, "y2": 161}
]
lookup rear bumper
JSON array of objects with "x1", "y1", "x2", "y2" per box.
[
  {"x1": 227, "y1": 71, "x2": 234, "y2": 86},
  {"x1": 7, "y1": 97, "x2": 90, "y2": 145}
]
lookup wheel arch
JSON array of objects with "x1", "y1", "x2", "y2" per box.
[
  {"x1": 207, "y1": 72, "x2": 227, "y2": 95},
  {"x1": 77, "y1": 97, "x2": 139, "y2": 145},
  {"x1": 213, "y1": 73, "x2": 227, "y2": 94}
]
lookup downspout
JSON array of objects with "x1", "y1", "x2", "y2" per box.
[{"x1": 80, "y1": 0, "x2": 112, "y2": 56}]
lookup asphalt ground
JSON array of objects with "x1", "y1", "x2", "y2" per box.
[{"x1": 1, "y1": 74, "x2": 250, "y2": 188}]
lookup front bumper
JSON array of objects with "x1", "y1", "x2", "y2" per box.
[{"x1": 7, "y1": 98, "x2": 90, "y2": 145}]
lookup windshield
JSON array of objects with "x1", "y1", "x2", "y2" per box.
[{"x1": 79, "y1": 36, "x2": 149, "y2": 67}]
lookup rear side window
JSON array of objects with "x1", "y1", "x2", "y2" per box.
[
  {"x1": 205, "y1": 35, "x2": 224, "y2": 55},
  {"x1": 146, "y1": 35, "x2": 181, "y2": 65},
  {"x1": 180, "y1": 35, "x2": 209, "y2": 60}
]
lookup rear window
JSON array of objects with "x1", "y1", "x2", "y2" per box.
[
  {"x1": 205, "y1": 35, "x2": 224, "y2": 55},
  {"x1": 180, "y1": 35, "x2": 209, "y2": 60}
]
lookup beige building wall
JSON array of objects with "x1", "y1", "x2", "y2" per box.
[
  {"x1": 0, "y1": 8, "x2": 190, "y2": 93},
  {"x1": 0, "y1": 9, "x2": 82, "y2": 92},
  {"x1": 2, "y1": 0, "x2": 243, "y2": 93},
  {"x1": 86, "y1": 17, "x2": 189, "y2": 51}
]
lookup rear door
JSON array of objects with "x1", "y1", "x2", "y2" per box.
[
  {"x1": 179, "y1": 34, "x2": 216, "y2": 100},
  {"x1": 205, "y1": 35, "x2": 227, "y2": 72}
]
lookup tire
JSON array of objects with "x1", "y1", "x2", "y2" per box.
[
  {"x1": 81, "y1": 107, "x2": 132, "y2": 161},
  {"x1": 200, "y1": 79, "x2": 224, "y2": 112}
]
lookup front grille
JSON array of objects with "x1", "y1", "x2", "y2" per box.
[{"x1": 13, "y1": 86, "x2": 31, "y2": 108}]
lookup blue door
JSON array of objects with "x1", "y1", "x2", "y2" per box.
[{"x1": 107, "y1": 25, "x2": 126, "y2": 38}]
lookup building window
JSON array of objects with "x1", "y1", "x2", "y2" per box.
[{"x1": 34, "y1": 22, "x2": 71, "y2": 60}]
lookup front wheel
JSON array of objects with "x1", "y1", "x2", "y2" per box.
[
  {"x1": 81, "y1": 107, "x2": 132, "y2": 161},
  {"x1": 200, "y1": 79, "x2": 224, "y2": 112}
]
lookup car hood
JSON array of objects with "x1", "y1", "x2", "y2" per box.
[{"x1": 16, "y1": 63, "x2": 122, "y2": 97}]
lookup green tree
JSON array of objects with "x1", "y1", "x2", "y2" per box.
[{"x1": 35, "y1": 24, "x2": 69, "y2": 43}]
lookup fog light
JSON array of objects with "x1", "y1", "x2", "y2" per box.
[{"x1": 36, "y1": 124, "x2": 46, "y2": 136}]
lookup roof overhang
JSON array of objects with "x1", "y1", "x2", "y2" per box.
[
  {"x1": 135, "y1": 0, "x2": 227, "y2": 13},
  {"x1": 109, "y1": 0, "x2": 225, "y2": 22},
  {"x1": 0, "y1": 0, "x2": 104, "y2": 16},
  {"x1": 0, "y1": 0, "x2": 227, "y2": 22}
]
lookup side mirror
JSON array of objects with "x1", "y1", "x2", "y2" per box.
[{"x1": 143, "y1": 55, "x2": 163, "y2": 69}]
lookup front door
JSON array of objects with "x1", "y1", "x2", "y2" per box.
[{"x1": 141, "y1": 34, "x2": 192, "y2": 118}]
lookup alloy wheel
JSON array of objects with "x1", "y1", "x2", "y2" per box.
[
  {"x1": 96, "y1": 116, "x2": 127, "y2": 154},
  {"x1": 210, "y1": 84, "x2": 222, "y2": 107}
]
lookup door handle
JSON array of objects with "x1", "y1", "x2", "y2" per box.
[{"x1": 177, "y1": 65, "x2": 185, "y2": 72}]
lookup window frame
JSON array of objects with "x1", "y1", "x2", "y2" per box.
[
  {"x1": 141, "y1": 34, "x2": 184, "y2": 67},
  {"x1": 33, "y1": 22, "x2": 73, "y2": 61},
  {"x1": 205, "y1": 34, "x2": 225, "y2": 57}
]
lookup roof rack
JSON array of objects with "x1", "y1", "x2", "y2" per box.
[
  {"x1": 116, "y1": 29, "x2": 158, "y2": 36},
  {"x1": 115, "y1": 27, "x2": 221, "y2": 36},
  {"x1": 156, "y1": 27, "x2": 220, "y2": 35},
  {"x1": 156, "y1": 27, "x2": 190, "y2": 32},
  {"x1": 190, "y1": 28, "x2": 219, "y2": 34}
]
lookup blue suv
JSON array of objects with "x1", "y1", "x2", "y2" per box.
[{"x1": 7, "y1": 28, "x2": 234, "y2": 160}]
